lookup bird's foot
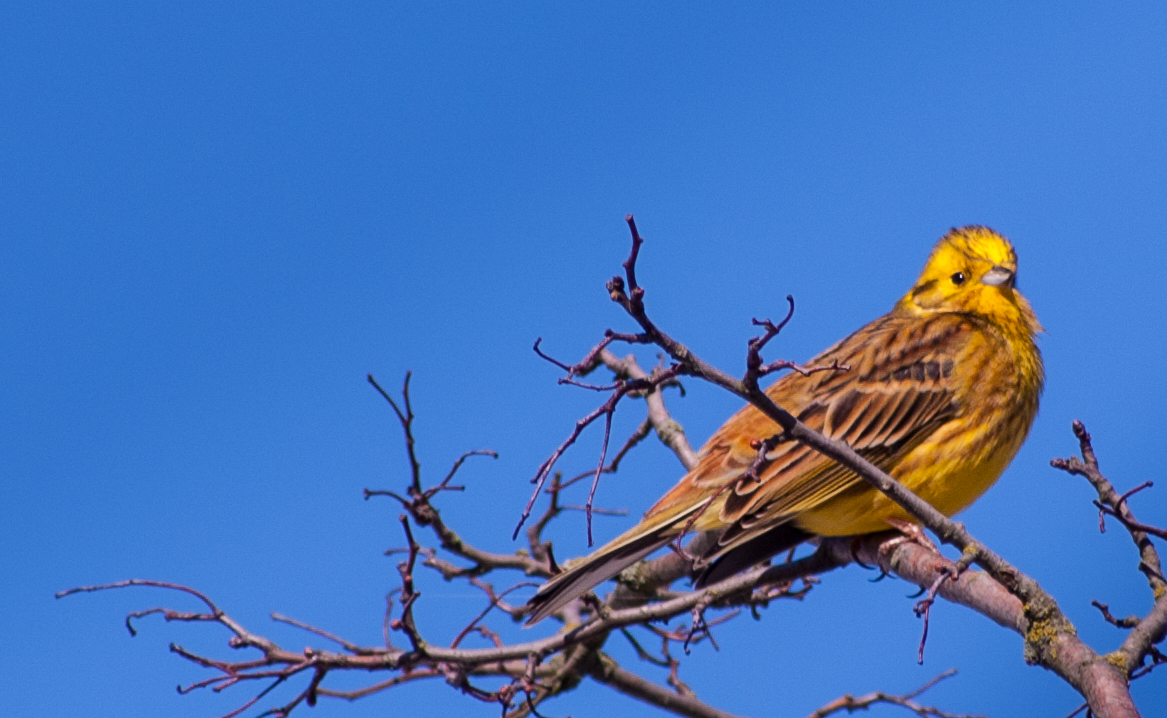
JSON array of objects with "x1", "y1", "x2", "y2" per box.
[{"x1": 881, "y1": 518, "x2": 940, "y2": 555}]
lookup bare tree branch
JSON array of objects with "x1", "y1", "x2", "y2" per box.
[
  {"x1": 594, "y1": 349, "x2": 699, "y2": 471},
  {"x1": 589, "y1": 651, "x2": 748, "y2": 718},
  {"x1": 1051, "y1": 420, "x2": 1166, "y2": 597},
  {"x1": 1051, "y1": 420, "x2": 1167, "y2": 679},
  {"x1": 58, "y1": 218, "x2": 1166, "y2": 718},
  {"x1": 802, "y1": 669, "x2": 980, "y2": 718}
]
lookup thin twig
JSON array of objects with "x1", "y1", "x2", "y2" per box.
[
  {"x1": 802, "y1": 669, "x2": 980, "y2": 718},
  {"x1": 367, "y1": 373, "x2": 421, "y2": 494},
  {"x1": 914, "y1": 547, "x2": 978, "y2": 664}
]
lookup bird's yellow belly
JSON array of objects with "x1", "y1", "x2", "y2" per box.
[{"x1": 792, "y1": 425, "x2": 1021, "y2": 537}]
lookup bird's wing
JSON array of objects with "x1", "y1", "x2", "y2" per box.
[
  {"x1": 643, "y1": 312, "x2": 977, "y2": 567},
  {"x1": 525, "y1": 313, "x2": 983, "y2": 624}
]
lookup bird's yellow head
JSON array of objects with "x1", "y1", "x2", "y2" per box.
[{"x1": 896, "y1": 226, "x2": 1042, "y2": 336}]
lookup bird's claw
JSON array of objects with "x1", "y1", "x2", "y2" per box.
[{"x1": 881, "y1": 518, "x2": 940, "y2": 554}]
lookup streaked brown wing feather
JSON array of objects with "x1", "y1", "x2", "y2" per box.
[
  {"x1": 525, "y1": 314, "x2": 989, "y2": 623},
  {"x1": 647, "y1": 313, "x2": 975, "y2": 569}
]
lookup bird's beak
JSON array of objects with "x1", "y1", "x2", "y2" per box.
[{"x1": 981, "y1": 265, "x2": 1015, "y2": 289}]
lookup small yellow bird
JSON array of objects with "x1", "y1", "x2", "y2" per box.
[{"x1": 526, "y1": 226, "x2": 1043, "y2": 624}]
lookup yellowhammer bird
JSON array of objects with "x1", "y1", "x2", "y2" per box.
[{"x1": 526, "y1": 225, "x2": 1043, "y2": 625}]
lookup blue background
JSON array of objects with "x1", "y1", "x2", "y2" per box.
[{"x1": 3, "y1": 3, "x2": 1165, "y2": 716}]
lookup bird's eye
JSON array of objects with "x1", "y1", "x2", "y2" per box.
[{"x1": 951, "y1": 272, "x2": 966, "y2": 285}]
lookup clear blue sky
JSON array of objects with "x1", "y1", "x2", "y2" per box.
[{"x1": 3, "y1": 3, "x2": 1165, "y2": 717}]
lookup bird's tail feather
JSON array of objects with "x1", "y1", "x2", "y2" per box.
[
  {"x1": 524, "y1": 513, "x2": 693, "y2": 626},
  {"x1": 693, "y1": 523, "x2": 812, "y2": 588},
  {"x1": 525, "y1": 507, "x2": 815, "y2": 625}
]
